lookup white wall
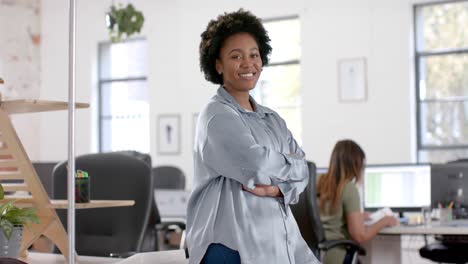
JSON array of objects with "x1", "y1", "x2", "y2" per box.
[
  {"x1": 303, "y1": 0, "x2": 418, "y2": 166},
  {"x1": 0, "y1": 0, "x2": 41, "y2": 160},
  {"x1": 36, "y1": 0, "x2": 440, "y2": 188}
]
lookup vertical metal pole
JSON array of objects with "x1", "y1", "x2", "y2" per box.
[{"x1": 67, "y1": 0, "x2": 76, "y2": 263}]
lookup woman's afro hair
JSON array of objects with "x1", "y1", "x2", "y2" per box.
[{"x1": 199, "y1": 9, "x2": 272, "y2": 84}]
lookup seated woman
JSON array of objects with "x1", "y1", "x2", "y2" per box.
[{"x1": 317, "y1": 139, "x2": 398, "y2": 264}]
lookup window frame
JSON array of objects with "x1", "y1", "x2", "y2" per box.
[
  {"x1": 414, "y1": 1, "x2": 468, "y2": 158},
  {"x1": 97, "y1": 38, "x2": 148, "y2": 152},
  {"x1": 258, "y1": 15, "x2": 303, "y2": 141},
  {"x1": 262, "y1": 14, "x2": 301, "y2": 67}
]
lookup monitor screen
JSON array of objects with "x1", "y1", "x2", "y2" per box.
[
  {"x1": 316, "y1": 167, "x2": 328, "y2": 175},
  {"x1": 364, "y1": 164, "x2": 431, "y2": 209},
  {"x1": 431, "y1": 163, "x2": 468, "y2": 208}
]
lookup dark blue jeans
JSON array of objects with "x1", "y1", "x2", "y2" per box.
[{"x1": 201, "y1": 243, "x2": 241, "y2": 264}]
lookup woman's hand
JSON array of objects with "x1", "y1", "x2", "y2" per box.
[
  {"x1": 362, "y1": 211, "x2": 372, "y2": 221},
  {"x1": 242, "y1": 184, "x2": 283, "y2": 197},
  {"x1": 383, "y1": 215, "x2": 399, "y2": 227},
  {"x1": 347, "y1": 212, "x2": 399, "y2": 244}
]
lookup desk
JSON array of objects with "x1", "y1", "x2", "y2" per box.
[
  {"x1": 0, "y1": 99, "x2": 89, "y2": 114},
  {"x1": 20, "y1": 250, "x2": 188, "y2": 264},
  {"x1": 20, "y1": 252, "x2": 119, "y2": 264},
  {"x1": 362, "y1": 220, "x2": 468, "y2": 264},
  {"x1": 380, "y1": 220, "x2": 468, "y2": 235},
  {"x1": 117, "y1": 250, "x2": 188, "y2": 264},
  {"x1": 1, "y1": 196, "x2": 135, "y2": 209},
  {"x1": 50, "y1": 200, "x2": 134, "y2": 209}
]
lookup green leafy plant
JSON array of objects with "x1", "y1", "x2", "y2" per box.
[
  {"x1": 106, "y1": 3, "x2": 145, "y2": 42},
  {"x1": 0, "y1": 184, "x2": 40, "y2": 240}
]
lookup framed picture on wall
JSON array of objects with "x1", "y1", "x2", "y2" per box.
[
  {"x1": 338, "y1": 57, "x2": 367, "y2": 102},
  {"x1": 157, "y1": 114, "x2": 181, "y2": 155}
]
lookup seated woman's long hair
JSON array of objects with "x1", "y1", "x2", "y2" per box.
[{"x1": 317, "y1": 139, "x2": 366, "y2": 215}]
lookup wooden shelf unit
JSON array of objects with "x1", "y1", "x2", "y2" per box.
[{"x1": 0, "y1": 99, "x2": 134, "y2": 261}]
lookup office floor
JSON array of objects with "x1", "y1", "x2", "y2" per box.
[{"x1": 401, "y1": 235, "x2": 435, "y2": 264}]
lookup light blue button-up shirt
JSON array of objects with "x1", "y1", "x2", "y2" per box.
[{"x1": 186, "y1": 87, "x2": 320, "y2": 264}]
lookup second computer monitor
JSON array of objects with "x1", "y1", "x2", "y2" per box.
[
  {"x1": 431, "y1": 162, "x2": 468, "y2": 208},
  {"x1": 364, "y1": 164, "x2": 431, "y2": 210},
  {"x1": 316, "y1": 167, "x2": 328, "y2": 176}
]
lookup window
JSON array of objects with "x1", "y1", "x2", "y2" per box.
[
  {"x1": 415, "y1": 1, "x2": 468, "y2": 162},
  {"x1": 98, "y1": 39, "x2": 150, "y2": 153},
  {"x1": 252, "y1": 16, "x2": 302, "y2": 143}
]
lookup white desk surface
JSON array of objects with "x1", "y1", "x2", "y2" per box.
[
  {"x1": 21, "y1": 250, "x2": 188, "y2": 264},
  {"x1": 380, "y1": 219, "x2": 468, "y2": 235},
  {"x1": 21, "y1": 252, "x2": 119, "y2": 264},
  {"x1": 117, "y1": 250, "x2": 188, "y2": 264}
]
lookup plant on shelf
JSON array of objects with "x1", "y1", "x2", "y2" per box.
[
  {"x1": 0, "y1": 183, "x2": 40, "y2": 257},
  {"x1": 106, "y1": 3, "x2": 145, "y2": 43}
]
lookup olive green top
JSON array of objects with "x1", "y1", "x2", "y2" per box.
[{"x1": 319, "y1": 180, "x2": 361, "y2": 264}]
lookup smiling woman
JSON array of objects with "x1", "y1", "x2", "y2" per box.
[
  {"x1": 186, "y1": 9, "x2": 319, "y2": 264},
  {"x1": 215, "y1": 33, "x2": 262, "y2": 111}
]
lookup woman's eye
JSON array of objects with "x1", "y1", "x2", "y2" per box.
[
  {"x1": 251, "y1": 54, "x2": 260, "y2": 58},
  {"x1": 231, "y1": 55, "x2": 242, "y2": 60}
]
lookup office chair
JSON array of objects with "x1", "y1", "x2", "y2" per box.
[
  {"x1": 420, "y1": 239, "x2": 468, "y2": 263},
  {"x1": 32, "y1": 161, "x2": 59, "y2": 197},
  {"x1": 152, "y1": 166, "x2": 186, "y2": 189},
  {"x1": 52, "y1": 152, "x2": 153, "y2": 257},
  {"x1": 290, "y1": 161, "x2": 366, "y2": 263},
  {"x1": 149, "y1": 166, "x2": 187, "y2": 251},
  {"x1": 114, "y1": 150, "x2": 152, "y2": 168},
  {"x1": 447, "y1": 158, "x2": 468, "y2": 164},
  {"x1": 109, "y1": 151, "x2": 170, "y2": 252}
]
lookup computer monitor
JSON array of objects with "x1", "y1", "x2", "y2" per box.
[
  {"x1": 364, "y1": 164, "x2": 431, "y2": 211},
  {"x1": 431, "y1": 162, "x2": 468, "y2": 209},
  {"x1": 316, "y1": 167, "x2": 328, "y2": 176}
]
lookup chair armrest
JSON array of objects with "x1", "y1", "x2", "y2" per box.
[
  {"x1": 109, "y1": 251, "x2": 137, "y2": 258},
  {"x1": 319, "y1": 239, "x2": 366, "y2": 256}
]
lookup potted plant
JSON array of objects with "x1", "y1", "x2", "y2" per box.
[
  {"x1": 106, "y1": 3, "x2": 144, "y2": 42},
  {"x1": 0, "y1": 184, "x2": 40, "y2": 258}
]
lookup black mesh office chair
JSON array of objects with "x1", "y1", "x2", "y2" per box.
[
  {"x1": 52, "y1": 152, "x2": 153, "y2": 257},
  {"x1": 114, "y1": 150, "x2": 152, "y2": 167},
  {"x1": 152, "y1": 166, "x2": 186, "y2": 189},
  {"x1": 32, "y1": 161, "x2": 59, "y2": 197},
  {"x1": 151, "y1": 166, "x2": 186, "y2": 228},
  {"x1": 150, "y1": 166, "x2": 187, "y2": 251},
  {"x1": 448, "y1": 158, "x2": 468, "y2": 163},
  {"x1": 420, "y1": 238, "x2": 468, "y2": 263},
  {"x1": 290, "y1": 161, "x2": 366, "y2": 263}
]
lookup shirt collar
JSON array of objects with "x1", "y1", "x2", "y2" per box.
[{"x1": 216, "y1": 86, "x2": 274, "y2": 117}]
